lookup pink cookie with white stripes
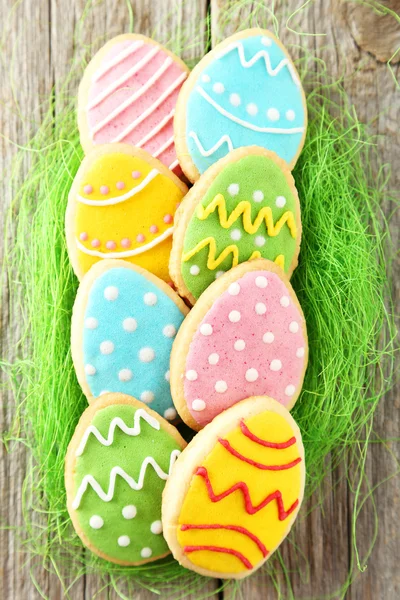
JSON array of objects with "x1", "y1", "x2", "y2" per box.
[
  {"x1": 78, "y1": 34, "x2": 190, "y2": 176},
  {"x1": 170, "y1": 259, "x2": 308, "y2": 430}
]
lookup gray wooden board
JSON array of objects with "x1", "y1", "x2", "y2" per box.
[{"x1": 0, "y1": 0, "x2": 399, "y2": 598}]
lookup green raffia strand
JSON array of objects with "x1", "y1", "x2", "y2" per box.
[{"x1": 1, "y1": 0, "x2": 398, "y2": 598}]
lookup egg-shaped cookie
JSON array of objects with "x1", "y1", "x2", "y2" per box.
[
  {"x1": 174, "y1": 28, "x2": 307, "y2": 182},
  {"x1": 66, "y1": 144, "x2": 188, "y2": 281},
  {"x1": 170, "y1": 147, "x2": 301, "y2": 305},
  {"x1": 66, "y1": 393, "x2": 186, "y2": 565},
  {"x1": 162, "y1": 396, "x2": 305, "y2": 579},
  {"x1": 71, "y1": 260, "x2": 189, "y2": 421},
  {"x1": 78, "y1": 34, "x2": 189, "y2": 175},
  {"x1": 170, "y1": 259, "x2": 308, "y2": 430}
]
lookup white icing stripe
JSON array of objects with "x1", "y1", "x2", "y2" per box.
[
  {"x1": 136, "y1": 109, "x2": 175, "y2": 148},
  {"x1": 92, "y1": 41, "x2": 144, "y2": 82},
  {"x1": 189, "y1": 131, "x2": 234, "y2": 156},
  {"x1": 87, "y1": 46, "x2": 160, "y2": 110},
  {"x1": 153, "y1": 135, "x2": 174, "y2": 158},
  {"x1": 217, "y1": 41, "x2": 300, "y2": 86},
  {"x1": 76, "y1": 227, "x2": 174, "y2": 258},
  {"x1": 77, "y1": 169, "x2": 159, "y2": 206},
  {"x1": 91, "y1": 58, "x2": 173, "y2": 138},
  {"x1": 169, "y1": 159, "x2": 179, "y2": 170},
  {"x1": 111, "y1": 72, "x2": 187, "y2": 143},
  {"x1": 76, "y1": 409, "x2": 160, "y2": 457},
  {"x1": 196, "y1": 87, "x2": 305, "y2": 134},
  {"x1": 72, "y1": 450, "x2": 181, "y2": 509}
]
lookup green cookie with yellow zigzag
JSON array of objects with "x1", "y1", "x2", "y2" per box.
[{"x1": 170, "y1": 147, "x2": 302, "y2": 304}]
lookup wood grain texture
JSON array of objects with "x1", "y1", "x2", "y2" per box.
[{"x1": 1, "y1": 0, "x2": 399, "y2": 598}]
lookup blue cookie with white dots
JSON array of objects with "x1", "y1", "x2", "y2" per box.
[
  {"x1": 71, "y1": 260, "x2": 189, "y2": 420},
  {"x1": 174, "y1": 28, "x2": 307, "y2": 182}
]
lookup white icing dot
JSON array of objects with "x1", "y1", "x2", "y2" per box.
[
  {"x1": 192, "y1": 399, "x2": 206, "y2": 411},
  {"x1": 165, "y1": 370, "x2": 170, "y2": 382},
  {"x1": 104, "y1": 286, "x2": 119, "y2": 301},
  {"x1": 213, "y1": 82, "x2": 225, "y2": 94},
  {"x1": 270, "y1": 359, "x2": 282, "y2": 371},
  {"x1": 118, "y1": 535, "x2": 130, "y2": 547},
  {"x1": 245, "y1": 368, "x2": 259, "y2": 382},
  {"x1": 230, "y1": 228, "x2": 241, "y2": 241},
  {"x1": 85, "y1": 364, "x2": 96, "y2": 376},
  {"x1": 85, "y1": 317, "x2": 98, "y2": 329},
  {"x1": 228, "y1": 282, "x2": 241, "y2": 296},
  {"x1": 89, "y1": 515, "x2": 103, "y2": 529},
  {"x1": 164, "y1": 407, "x2": 177, "y2": 420},
  {"x1": 280, "y1": 296, "x2": 290, "y2": 307},
  {"x1": 255, "y1": 302, "x2": 267, "y2": 315},
  {"x1": 123, "y1": 317, "x2": 137, "y2": 332},
  {"x1": 261, "y1": 36, "x2": 272, "y2": 47},
  {"x1": 208, "y1": 353, "x2": 220, "y2": 365},
  {"x1": 285, "y1": 384, "x2": 296, "y2": 397},
  {"x1": 141, "y1": 547, "x2": 152, "y2": 558},
  {"x1": 215, "y1": 380, "x2": 228, "y2": 393},
  {"x1": 215, "y1": 270, "x2": 225, "y2": 279},
  {"x1": 255, "y1": 236, "x2": 266, "y2": 247},
  {"x1": 200, "y1": 323, "x2": 213, "y2": 336},
  {"x1": 228, "y1": 183, "x2": 240, "y2": 196},
  {"x1": 186, "y1": 369, "x2": 198, "y2": 381},
  {"x1": 289, "y1": 321, "x2": 299, "y2": 333},
  {"x1": 296, "y1": 347, "x2": 305, "y2": 358},
  {"x1": 234, "y1": 339, "x2": 246, "y2": 351},
  {"x1": 141, "y1": 390, "x2": 154, "y2": 403},
  {"x1": 201, "y1": 73, "x2": 210, "y2": 83},
  {"x1": 163, "y1": 324, "x2": 176, "y2": 338},
  {"x1": 100, "y1": 340, "x2": 114, "y2": 355},
  {"x1": 263, "y1": 331, "x2": 275, "y2": 344},
  {"x1": 99, "y1": 390, "x2": 110, "y2": 396},
  {"x1": 190, "y1": 265, "x2": 200, "y2": 276},
  {"x1": 122, "y1": 505, "x2": 137, "y2": 519},
  {"x1": 139, "y1": 347, "x2": 155, "y2": 362},
  {"x1": 246, "y1": 102, "x2": 258, "y2": 116},
  {"x1": 150, "y1": 520, "x2": 163, "y2": 534},
  {"x1": 276, "y1": 195, "x2": 287, "y2": 208},
  {"x1": 286, "y1": 109, "x2": 296, "y2": 121},
  {"x1": 255, "y1": 276, "x2": 268, "y2": 288},
  {"x1": 229, "y1": 92, "x2": 241, "y2": 106},
  {"x1": 228, "y1": 310, "x2": 241, "y2": 323},
  {"x1": 252, "y1": 190, "x2": 264, "y2": 202},
  {"x1": 119, "y1": 368, "x2": 133, "y2": 382},
  {"x1": 144, "y1": 292, "x2": 158, "y2": 306},
  {"x1": 267, "y1": 107, "x2": 280, "y2": 121}
]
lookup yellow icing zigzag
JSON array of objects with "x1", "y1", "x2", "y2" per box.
[
  {"x1": 183, "y1": 237, "x2": 285, "y2": 271},
  {"x1": 196, "y1": 194, "x2": 297, "y2": 239}
]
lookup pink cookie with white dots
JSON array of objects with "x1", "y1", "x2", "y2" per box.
[{"x1": 170, "y1": 259, "x2": 308, "y2": 430}]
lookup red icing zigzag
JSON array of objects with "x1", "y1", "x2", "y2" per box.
[
  {"x1": 184, "y1": 544, "x2": 253, "y2": 570},
  {"x1": 240, "y1": 419, "x2": 297, "y2": 449},
  {"x1": 218, "y1": 438, "x2": 302, "y2": 470},
  {"x1": 195, "y1": 466, "x2": 299, "y2": 519},
  {"x1": 180, "y1": 523, "x2": 268, "y2": 557}
]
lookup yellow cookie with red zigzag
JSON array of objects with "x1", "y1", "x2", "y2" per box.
[
  {"x1": 162, "y1": 396, "x2": 305, "y2": 579},
  {"x1": 66, "y1": 144, "x2": 188, "y2": 281}
]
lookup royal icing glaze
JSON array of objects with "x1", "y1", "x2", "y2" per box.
[
  {"x1": 180, "y1": 154, "x2": 300, "y2": 299},
  {"x1": 70, "y1": 148, "x2": 186, "y2": 280},
  {"x1": 70, "y1": 402, "x2": 182, "y2": 563},
  {"x1": 80, "y1": 266, "x2": 186, "y2": 419},
  {"x1": 82, "y1": 36, "x2": 189, "y2": 173},
  {"x1": 183, "y1": 270, "x2": 306, "y2": 426},
  {"x1": 177, "y1": 410, "x2": 303, "y2": 574},
  {"x1": 184, "y1": 31, "x2": 306, "y2": 174}
]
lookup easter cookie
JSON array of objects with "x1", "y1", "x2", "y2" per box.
[
  {"x1": 169, "y1": 147, "x2": 301, "y2": 304},
  {"x1": 162, "y1": 396, "x2": 305, "y2": 578},
  {"x1": 66, "y1": 144, "x2": 188, "y2": 281},
  {"x1": 66, "y1": 393, "x2": 186, "y2": 565},
  {"x1": 78, "y1": 34, "x2": 190, "y2": 175},
  {"x1": 174, "y1": 28, "x2": 307, "y2": 182},
  {"x1": 71, "y1": 260, "x2": 189, "y2": 421},
  {"x1": 170, "y1": 259, "x2": 308, "y2": 430}
]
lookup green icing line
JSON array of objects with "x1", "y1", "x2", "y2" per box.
[
  {"x1": 181, "y1": 155, "x2": 298, "y2": 299},
  {"x1": 73, "y1": 404, "x2": 181, "y2": 562}
]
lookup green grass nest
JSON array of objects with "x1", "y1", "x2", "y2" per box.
[{"x1": 1, "y1": 2, "x2": 397, "y2": 599}]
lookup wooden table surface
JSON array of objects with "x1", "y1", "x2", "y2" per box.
[{"x1": 1, "y1": 1, "x2": 399, "y2": 599}]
